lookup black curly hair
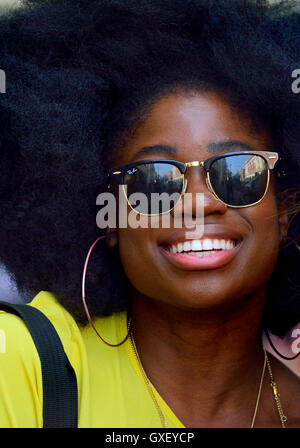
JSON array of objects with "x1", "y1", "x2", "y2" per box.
[{"x1": 0, "y1": 0, "x2": 299, "y2": 337}]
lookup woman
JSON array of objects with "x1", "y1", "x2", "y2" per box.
[{"x1": 0, "y1": 0, "x2": 299, "y2": 428}]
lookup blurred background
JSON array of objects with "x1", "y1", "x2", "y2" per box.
[
  {"x1": 0, "y1": 0, "x2": 24, "y2": 303},
  {"x1": 0, "y1": 0, "x2": 20, "y2": 11}
]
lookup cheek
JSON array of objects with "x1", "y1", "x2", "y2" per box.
[
  {"x1": 118, "y1": 227, "x2": 158, "y2": 289},
  {"x1": 240, "y1": 190, "x2": 280, "y2": 282},
  {"x1": 118, "y1": 225, "x2": 176, "y2": 302}
]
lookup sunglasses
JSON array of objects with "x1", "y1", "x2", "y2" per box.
[{"x1": 108, "y1": 151, "x2": 279, "y2": 215}]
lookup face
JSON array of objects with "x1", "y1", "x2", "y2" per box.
[{"x1": 109, "y1": 92, "x2": 283, "y2": 312}]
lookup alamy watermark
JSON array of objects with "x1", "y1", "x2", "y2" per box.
[
  {"x1": 96, "y1": 186, "x2": 205, "y2": 239},
  {"x1": 291, "y1": 328, "x2": 300, "y2": 355},
  {"x1": 291, "y1": 69, "x2": 300, "y2": 94},
  {"x1": 0, "y1": 69, "x2": 5, "y2": 93}
]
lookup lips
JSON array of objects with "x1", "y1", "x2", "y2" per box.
[{"x1": 158, "y1": 227, "x2": 243, "y2": 270}]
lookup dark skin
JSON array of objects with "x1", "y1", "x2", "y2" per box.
[{"x1": 107, "y1": 91, "x2": 300, "y2": 428}]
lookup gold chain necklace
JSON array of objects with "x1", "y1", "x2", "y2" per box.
[{"x1": 128, "y1": 324, "x2": 287, "y2": 428}]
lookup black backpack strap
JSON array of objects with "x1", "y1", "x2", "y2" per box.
[{"x1": 0, "y1": 301, "x2": 78, "y2": 428}]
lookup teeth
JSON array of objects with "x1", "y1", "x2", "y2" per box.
[
  {"x1": 202, "y1": 239, "x2": 213, "y2": 250},
  {"x1": 226, "y1": 240, "x2": 234, "y2": 249},
  {"x1": 183, "y1": 241, "x2": 191, "y2": 252},
  {"x1": 191, "y1": 240, "x2": 202, "y2": 251},
  {"x1": 167, "y1": 238, "x2": 236, "y2": 254},
  {"x1": 213, "y1": 239, "x2": 221, "y2": 250},
  {"x1": 187, "y1": 250, "x2": 220, "y2": 257}
]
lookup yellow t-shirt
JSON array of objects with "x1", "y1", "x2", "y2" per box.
[{"x1": 0, "y1": 291, "x2": 184, "y2": 428}]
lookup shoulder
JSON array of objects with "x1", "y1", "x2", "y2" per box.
[
  {"x1": 0, "y1": 291, "x2": 81, "y2": 359},
  {"x1": 0, "y1": 289, "x2": 128, "y2": 370},
  {"x1": 0, "y1": 291, "x2": 83, "y2": 427}
]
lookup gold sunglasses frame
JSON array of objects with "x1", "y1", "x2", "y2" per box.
[{"x1": 109, "y1": 150, "x2": 279, "y2": 216}]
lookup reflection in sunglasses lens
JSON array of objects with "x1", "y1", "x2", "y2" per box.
[
  {"x1": 124, "y1": 163, "x2": 183, "y2": 214},
  {"x1": 209, "y1": 154, "x2": 268, "y2": 206}
]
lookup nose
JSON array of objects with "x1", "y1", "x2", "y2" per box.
[{"x1": 182, "y1": 165, "x2": 228, "y2": 217}]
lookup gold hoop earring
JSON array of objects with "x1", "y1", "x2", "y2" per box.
[{"x1": 82, "y1": 235, "x2": 131, "y2": 347}]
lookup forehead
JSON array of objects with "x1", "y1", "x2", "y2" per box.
[{"x1": 115, "y1": 92, "x2": 272, "y2": 165}]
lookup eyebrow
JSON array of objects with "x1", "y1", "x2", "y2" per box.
[
  {"x1": 207, "y1": 140, "x2": 255, "y2": 154},
  {"x1": 132, "y1": 140, "x2": 255, "y2": 160},
  {"x1": 133, "y1": 144, "x2": 178, "y2": 159}
]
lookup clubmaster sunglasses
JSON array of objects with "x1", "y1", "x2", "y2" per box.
[{"x1": 108, "y1": 150, "x2": 279, "y2": 215}]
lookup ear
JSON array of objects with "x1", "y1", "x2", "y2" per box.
[{"x1": 105, "y1": 227, "x2": 119, "y2": 248}]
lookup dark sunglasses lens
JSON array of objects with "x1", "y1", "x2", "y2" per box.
[
  {"x1": 123, "y1": 162, "x2": 183, "y2": 214},
  {"x1": 209, "y1": 154, "x2": 269, "y2": 206}
]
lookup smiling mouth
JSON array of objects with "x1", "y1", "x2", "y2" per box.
[{"x1": 164, "y1": 238, "x2": 237, "y2": 257}]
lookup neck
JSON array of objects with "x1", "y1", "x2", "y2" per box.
[{"x1": 130, "y1": 290, "x2": 268, "y2": 427}]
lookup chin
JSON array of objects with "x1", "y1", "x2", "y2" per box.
[{"x1": 158, "y1": 289, "x2": 239, "y2": 312}]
